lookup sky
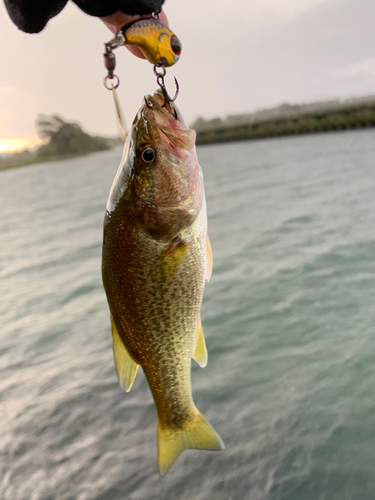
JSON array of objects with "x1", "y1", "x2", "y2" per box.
[{"x1": 1, "y1": 0, "x2": 374, "y2": 152}]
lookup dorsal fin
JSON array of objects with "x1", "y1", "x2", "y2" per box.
[
  {"x1": 192, "y1": 321, "x2": 207, "y2": 367},
  {"x1": 111, "y1": 316, "x2": 139, "y2": 392}
]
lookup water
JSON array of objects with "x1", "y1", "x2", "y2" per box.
[{"x1": 1, "y1": 130, "x2": 374, "y2": 500}]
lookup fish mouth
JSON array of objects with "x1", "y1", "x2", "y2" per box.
[
  {"x1": 142, "y1": 90, "x2": 196, "y2": 152},
  {"x1": 147, "y1": 88, "x2": 179, "y2": 119},
  {"x1": 143, "y1": 88, "x2": 193, "y2": 127},
  {"x1": 144, "y1": 90, "x2": 173, "y2": 120}
]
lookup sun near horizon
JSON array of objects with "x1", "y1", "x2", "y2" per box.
[{"x1": 0, "y1": 137, "x2": 43, "y2": 155}]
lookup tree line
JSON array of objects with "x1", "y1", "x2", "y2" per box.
[{"x1": 36, "y1": 114, "x2": 110, "y2": 160}]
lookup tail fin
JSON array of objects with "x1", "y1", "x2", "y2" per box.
[{"x1": 157, "y1": 410, "x2": 224, "y2": 475}]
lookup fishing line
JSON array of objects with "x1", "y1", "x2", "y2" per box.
[{"x1": 102, "y1": 16, "x2": 182, "y2": 142}]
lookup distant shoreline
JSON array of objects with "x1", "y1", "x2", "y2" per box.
[
  {"x1": 2, "y1": 99, "x2": 375, "y2": 169},
  {"x1": 0, "y1": 152, "x2": 89, "y2": 171},
  {"x1": 0, "y1": 141, "x2": 122, "y2": 172},
  {"x1": 195, "y1": 99, "x2": 375, "y2": 145}
]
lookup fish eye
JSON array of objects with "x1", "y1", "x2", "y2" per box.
[
  {"x1": 140, "y1": 146, "x2": 155, "y2": 164},
  {"x1": 170, "y1": 36, "x2": 181, "y2": 55}
]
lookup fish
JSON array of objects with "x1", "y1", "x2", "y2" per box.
[
  {"x1": 102, "y1": 89, "x2": 224, "y2": 475},
  {"x1": 123, "y1": 18, "x2": 182, "y2": 67}
]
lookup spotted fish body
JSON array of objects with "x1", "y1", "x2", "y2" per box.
[{"x1": 102, "y1": 90, "x2": 224, "y2": 475}]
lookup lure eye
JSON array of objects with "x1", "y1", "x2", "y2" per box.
[
  {"x1": 141, "y1": 146, "x2": 155, "y2": 164},
  {"x1": 170, "y1": 36, "x2": 181, "y2": 55}
]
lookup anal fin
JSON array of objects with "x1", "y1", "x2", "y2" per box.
[
  {"x1": 111, "y1": 316, "x2": 139, "y2": 392},
  {"x1": 192, "y1": 321, "x2": 207, "y2": 368}
]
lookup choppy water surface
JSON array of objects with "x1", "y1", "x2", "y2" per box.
[{"x1": 1, "y1": 130, "x2": 375, "y2": 500}]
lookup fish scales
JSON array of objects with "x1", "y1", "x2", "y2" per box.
[
  {"x1": 102, "y1": 90, "x2": 224, "y2": 475},
  {"x1": 104, "y1": 209, "x2": 205, "y2": 421}
]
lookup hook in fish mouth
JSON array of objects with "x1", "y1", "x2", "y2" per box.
[
  {"x1": 153, "y1": 62, "x2": 180, "y2": 110},
  {"x1": 160, "y1": 77, "x2": 179, "y2": 119},
  {"x1": 160, "y1": 76, "x2": 179, "y2": 107},
  {"x1": 144, "y1": 96, "x2": 152, "y2": 109},
  {"x1": 144, "y1": 81, "x2": 179, "y2": 119},
  {"x1": 160, "y1": 77, "x2": 179, "y2": 120}
]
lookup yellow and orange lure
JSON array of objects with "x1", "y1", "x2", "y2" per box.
[
  {"x1": 103, "y1": 17, "x2": 182, "y2": 140},
  {"x1": 122, "y1": 18, "x2": 182, "y2": 67}
]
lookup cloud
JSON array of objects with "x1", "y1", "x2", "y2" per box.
[
  {"x1": 312, "y1": 58, "x2": 375, "y2": 99},
  {"x1": 330, "y1": 58, "x2": 375, "y2": 79},
  {"x1": 314, "y1": 58, "x2": 375, "y2": 84},
  {"x1": 256, "y1": 0, "x2": 332, "y2": 23},
  {"x1": 168, "y1": 0, "x2": 333, "y2": 39},
  {"x1": 1, "y1": 0, "x2": 372, "y2": 136}
]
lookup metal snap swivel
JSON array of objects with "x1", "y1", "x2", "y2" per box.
[{"x1": 104, "y1": 75, "x2": 120, "y2": 90}]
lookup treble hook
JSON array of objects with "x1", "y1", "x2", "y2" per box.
[
  {"x1": 158, "y1": 76, "x2": 179, "y2": 106},
  {"x1": 153, "y1": 64, "x2": 179, "y2": 108}
]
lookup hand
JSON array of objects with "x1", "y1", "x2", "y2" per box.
[{"x1": 101, "y1": 10, "x2": 169, "y2": 59}]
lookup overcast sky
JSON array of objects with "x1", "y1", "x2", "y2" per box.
[{"x1": 1, "y1": 0, "x2": 374, "y2": 143}]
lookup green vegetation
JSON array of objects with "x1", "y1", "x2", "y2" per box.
[
  {"x1": 0, "y1": 115, "x2": 118, "y2": 170},
  {"x1": 194, "y1": 99, "x2": 375, "y2": 145},
  {"x1": 36, "y1": 114, "x2": 110, "y2": 160},
  {"x1": 2, "y1": 99, "x2": 375, "y2": 171}
]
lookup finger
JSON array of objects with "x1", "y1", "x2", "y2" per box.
[
  {"x1": 158, "y1": 11, "x2": 169, "y2": 27},
  {"x1": 126, "y1": 45, "x2": 146, "y2": 59},
  {"x1": 101, "y1": 11, "x2": 140, "y2": 33}
]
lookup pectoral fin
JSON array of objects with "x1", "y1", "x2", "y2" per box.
[
  {"x1": 111, "y1": 316, "x2": 139, "y2": 392},
  {"x1": 192, "y1": 321, "x2": 207, "y2": 368},
  {"x1": 206, "y1": 233, "x2": 213, "y2": 281},
  {"x1": 151, "y1": 237, "x2": 192, "y2": 282}
]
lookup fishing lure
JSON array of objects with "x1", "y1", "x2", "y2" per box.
[
  {"x1": 122, "y1": 17, "x2": 182, "y2": 67},
  {"x1": 103, "y1": 16, "x2": 181, "y2": 139}
]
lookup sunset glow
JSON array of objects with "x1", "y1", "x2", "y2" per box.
[{"x1": 0, "y1": 138, "x2": 41, "y2": 154}]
